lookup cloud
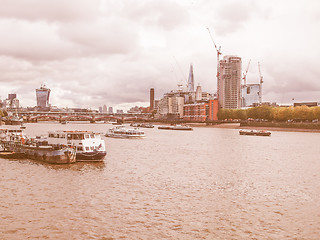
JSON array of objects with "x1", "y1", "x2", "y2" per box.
[
  {"x1": 0, "y1": 0, "x2": 100, "y2": 22},
  {"x1": 0, "y1": 0, "x2": 320, "y2": 110}
]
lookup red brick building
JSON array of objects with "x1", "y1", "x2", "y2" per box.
[
  {"x1": 208, "y1": 99, "x2": 218, "y2": 121},
  {"x1": 183, "y1": 100, "x2": 218, "y2": 122}
]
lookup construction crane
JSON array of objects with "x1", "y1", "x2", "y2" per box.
[
  {"x1": 242, "y1": 59, "x2": 251, "y2": 86},
  {"x1": 207, "y1": 27, "x2": 222, "y2": 101},
  {"x1": 258, "y1": 62, "x2": 263, "y2": 104}
]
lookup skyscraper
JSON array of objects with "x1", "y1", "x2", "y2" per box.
[
  {"x1": 36, "y1": 84, "x2": 51, "y2": 109},
  {"x1": 150, "y1": 88, "x2": 154, "y2": 112},
  {"x1": 218, "y1": 56, "x2": 242, "y2": 109},
  {"x1": 187, "y1": 64, "x2": 194, "y2": 92}
]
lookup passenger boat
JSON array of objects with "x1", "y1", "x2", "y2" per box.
[
  {"x1": 158, "y1": 125, "x2": 174, "y2": 130},
  {"x1": 239, "y1": 129, "x2": 271, "y2": 136},
  {"x1": 130, "y1": 123, "x2": 154, "y2": 128},
  {"x1": 106, "y1": 127, "x2": 145, "y2": 139},
  {"x1": 46, "y1": 130, "x2": 107, "y2": 161},
  {"x1": 172, "y1": 125, "x2": 193, "y2": 131},
  {"x1": 140, "y1": 123, "x2": 154, "y2": 128},
  {"x1": 158, "y1": 125, "x2": 193, "y2": 131}
]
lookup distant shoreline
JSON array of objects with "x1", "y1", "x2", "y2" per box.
[{"x1": 186, "y1": 122, "x2": 320, "y2": 133}]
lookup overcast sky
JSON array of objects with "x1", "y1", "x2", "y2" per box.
[{"x1": 0, "y1": 0, "x2": 319, "y2": 110}]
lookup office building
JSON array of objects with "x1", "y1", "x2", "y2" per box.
[
  {"x1": 103, "y1": 105, "x2": 108, "y2": 113},
  {"x1": 183, "y1": 99, "x2": 218, "y2": 122},
  {"x1": 36, "y1": 84, "x2": 51, "y2": 109},
  {"x1": 218, "y1": 56, "x2": 242, "y2": 109}
]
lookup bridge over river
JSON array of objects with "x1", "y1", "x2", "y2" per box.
[{"x1": 15, "y1": 111, "x2": 152, "y2": 123}]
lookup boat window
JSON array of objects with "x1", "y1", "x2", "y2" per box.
[
  {"x1": 60, "y1": 134, "x2": 65, "y2": 138},
  {"x1": 90, "y1": 146, "x2": 94, "y2": 150},
  {"x1": 85, "y1": 134, "x2": 90, "y2": 139},
  {"x1": 85, "y1": 147, "x2": 89, "y2": 151},
  {"x1": 90, "y1": 134, "x2": 95, "y2": 138},
  {"x1": 67, "y1": 134, "x2": 72, "y2": 140},
  {"x1": 77, "y1": 147, "x2": 83, "y2": 151}
]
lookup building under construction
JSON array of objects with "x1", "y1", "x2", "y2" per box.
[{"x1": 218, "y1": 56, "x2": 242, "y2": 109}]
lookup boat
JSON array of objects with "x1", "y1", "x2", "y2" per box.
[
  {"x1": 0, "y1": 129, "x2": 76, "y2": 163},
  {"x1": 158, "y1": 125, "x2": 174, "y2": 130},
  {"x1": 106, "y1": 127, "x2": 145, "y2": 139},
  {"x1": 46, "y1": 130, "x2": 107, "y2": 161},
  {"x1": 130, "y1": 123, "x2": 154, "y2": 128},
  {"x1": 130, "y1": 123, "x2": 141, "y2": 127},
  {"x1": 239, "y1": 129, "x2": 271, "y2": 136},
  {"x1": 140, "y1": 123, "x2": 154, "y2": 128},
  {"x1": 158, "y1": 124, "x2": 193, "y2": 131},
  {"x1": 172, "y1": 125, "x2": 193, "y2": 131}
]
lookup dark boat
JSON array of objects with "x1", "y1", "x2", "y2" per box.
[{"x1": 239, "y1": 129, "x2": 271, "y2": 136}]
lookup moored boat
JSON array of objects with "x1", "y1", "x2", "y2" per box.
[
  {"x1": 239, "y1": 129, "x2": 271, "y2": 136},
  {"x1": 172, "y1": 125, "x2": 193, "y2": 131},
  {"x1": 158, "y1": 125, "x2": 174, "y2": 130},
  {"x1": 158, "y1": 124, "x2": 193, "y2": 131},
  {"x1": 106, "y1": 127, "x2": 145, "y2": 139},
  {"x1": 47, "y1": 130, "x2": 107, "y2": 161},
  {"x1": 0, "y1": 130, "x2": 76, "y2": 163},
  {"x1": 140, "y1": 123, "x2": 154, "y2": 128}
]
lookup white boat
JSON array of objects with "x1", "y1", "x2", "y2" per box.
[
  {"x1": 105, "y1": 127, "x2": 145, "y2": 139},
  {"x1": 46, "y1": 130, "x2": 107, "y2": 161},
  {"x1": 172, "y1": 124, "x2": 193, "y2": 131},
  {"x1": 158, "y1": 124, "x2": 193, "y2": 131}
]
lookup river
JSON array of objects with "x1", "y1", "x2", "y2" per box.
[{"x1": 1, "y1": 122, "x2": 320, "y2": 239}]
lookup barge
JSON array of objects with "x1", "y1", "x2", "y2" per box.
[
  {"x1": 0, "y1": 129, "x2": 76, "y2": 164},
  {"x1": 239, "y1": 129, "x2": 271, "y2": 136}
]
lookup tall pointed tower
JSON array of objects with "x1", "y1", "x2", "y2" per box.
[{"x1": 187, "y1": 64, "x2": 194, "y2": 92}]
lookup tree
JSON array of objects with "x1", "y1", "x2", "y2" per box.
[
  {"x1": 293, "y1": 106, "x2": 313, "y2": 121},
  {"x1": 312, "y1": 107, "x2": 320, "y2": 120},
  {"x1": 234, "y1": 109, "x2": 247, "y2": 120}
]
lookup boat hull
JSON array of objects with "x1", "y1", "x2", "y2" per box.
[
  {"x1": 4, "y1": 144, "x2": 76, "y2": 164},
  {"x1": 158, "y1": 125, "x2": 193, "y2": 131},
  {"x1": 76, "y1": 151, "x2": 106, "y2": 161},
  {"x1": 239, "y1": 130, "x2": 271, "y2": 136}
]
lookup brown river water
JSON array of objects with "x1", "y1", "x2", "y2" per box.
[{"x1": 1, "y1": 122, "x2": 320, "y2": 239}]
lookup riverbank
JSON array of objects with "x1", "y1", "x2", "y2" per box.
[{"x1": 183, "y1": 122, "x2": 320, "y2": 133}]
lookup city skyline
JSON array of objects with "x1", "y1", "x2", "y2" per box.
[{"x1": 0, "y1": 0, "x2": 319, "y2": 111}]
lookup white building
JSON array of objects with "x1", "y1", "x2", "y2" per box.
[{"x1": 157, "y1": 91, "x2": 185, "y2": 118}]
